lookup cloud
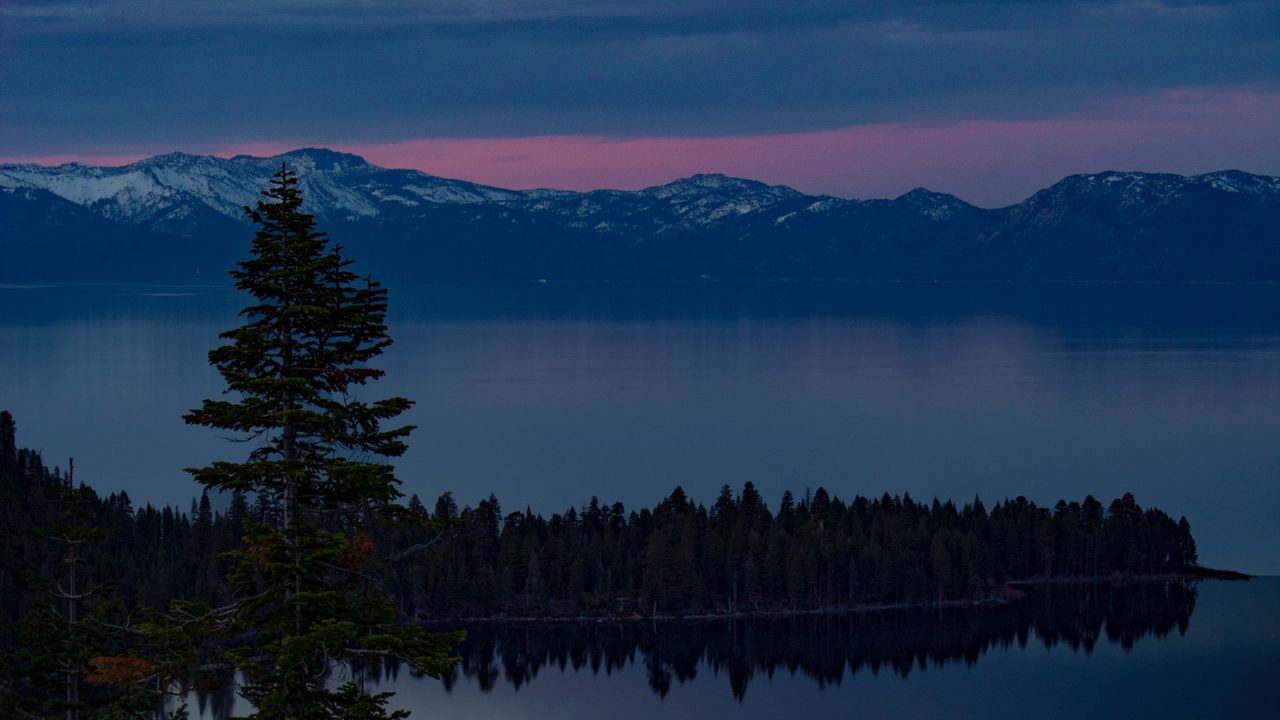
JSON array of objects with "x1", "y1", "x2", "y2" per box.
[
  {"x1": 0, "y1": 0, "x2": 1275, "y2": 200},
  {"x1": 6, "y1": 87, "x2": 1276, "y2": 207},
  {"x1": 295, "y1": 87, "x2": 1280, "y2": 207}
]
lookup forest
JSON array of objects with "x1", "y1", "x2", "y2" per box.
[
  {"x1": 0, "y1": 167, "x2": 1208, "y2": 719},
  {"x1": 1, "y1": 407, "x2": 1201, "y2": 642}
]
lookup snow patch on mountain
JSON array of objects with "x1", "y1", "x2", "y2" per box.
[
  {"x1": 894, "y1": 188, "x2": 975, "y2": 221},
  {"x1": 1194, "y1": 171, "x2": 1280, "y2": 195},
  {"x1": 4, "y1": 150, "x2": 1278, "y2": 247}
]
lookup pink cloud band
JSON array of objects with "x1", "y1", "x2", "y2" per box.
[{"x1": 6, "y1": 88, "x2": 1277, "y2": 207}]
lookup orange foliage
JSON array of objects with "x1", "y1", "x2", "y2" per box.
[
  {"x1": 86, "y1": 656, "x2": 153, "y2": 685},
  {"x1": 342, "y1": 531, "x2": 375, "y2": 567},
  {"x1": 249, "y1": 536, "x2": 274, "y2": 572}
]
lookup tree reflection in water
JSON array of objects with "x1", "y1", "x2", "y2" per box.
[
  {"x1": 189, "y1": 580, "x2": 1196, "y2": 714},
  {"x1": 442, "y1": 580, "x2": 1196, "y2": 701}
]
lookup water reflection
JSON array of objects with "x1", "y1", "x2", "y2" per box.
[
  {"x1": 187, "y1": 581, "x2": 1198, "y2": 717},
  {"x1": 437, "y1": 581, "x2": 1195, "y2": 701},
  {"x1": 188, "y1": 683, "x2": 236, "y2": 720}
]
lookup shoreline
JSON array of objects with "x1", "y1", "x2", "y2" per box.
[{"x1": 421, "y1": 570, "x2": 1247, "y2": 626}]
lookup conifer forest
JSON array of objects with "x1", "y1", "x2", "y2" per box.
[{"x1": 0, "y1": 167, "x2": 1225, "y2": 719}]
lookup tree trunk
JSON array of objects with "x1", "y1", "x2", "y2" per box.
[{"x1": 66, "y1": 458, "x2": 79, "y2": 720}]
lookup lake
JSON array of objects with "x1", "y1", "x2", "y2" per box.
[
  {"x1": 182, "y1": 577, "x2": 1278, "y2": 719},
  {"x1": 0, "y1": 282, "x2": 1278, "y2": 574}
]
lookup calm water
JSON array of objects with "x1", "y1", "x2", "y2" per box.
[
  {"x1": 184, "y1": 578, "x2": 1279, "y2": 719},
  {"x1": 0, "y1": 283, "x2": 1278, "y2": 573}
]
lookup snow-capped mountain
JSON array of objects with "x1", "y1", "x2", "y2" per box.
[
  {"x1": 2, "y1": 149, "x2": 1278, "y2": 283},
  {"x1": 0, "y1": 149, "x2": 526, "y2": 232},
  {"x1": 0, "y1": 150, "x2": 813, "y2": 232}
]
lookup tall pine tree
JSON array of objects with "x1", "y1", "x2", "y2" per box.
[{"x1": 184, "y1": 164, "x2": 459, "y2": 719}]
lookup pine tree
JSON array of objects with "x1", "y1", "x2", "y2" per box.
[
  {"x1": 183, "y1": 164, "x2": 460, "y2": 719},
  {"x1": 0, "y1": 461, "x2": 152, "y2": 720}
]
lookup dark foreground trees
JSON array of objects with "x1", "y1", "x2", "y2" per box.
[
  {"x1": 2, "y1": 407, "x2": 1204, "y2": 667},
  {"x1": 183, "y1": 165, "x2": 459, "y2": 718},
  {"x1": 0, "y1": 460, "x2": 150, "y2": 719},
  {"x1": 0, "y1": 415, "x2": 249, "y2": 718}
]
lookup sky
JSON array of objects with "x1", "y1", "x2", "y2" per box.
[{"x1": 1, "y1": 0, "x2": 1278, "y2": 206}]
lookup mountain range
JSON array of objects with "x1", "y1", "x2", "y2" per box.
[{"x1": 2, "y1": 148, "x2": 1278, "y2": 283}]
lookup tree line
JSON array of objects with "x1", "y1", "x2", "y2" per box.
[
  {"x1": 379, "y1": 481, "x2": 1199, "y2": 618},
  {"x1": 0, "y1": 410, "x2": 248, "y2": 647},
  {"x1": 3, "y1": 407, "x2": 1200, "y2": 640}
]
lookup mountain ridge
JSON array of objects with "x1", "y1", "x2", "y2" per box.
[{"x1": 2, "y1": 149, "x2": 1277, "y2": 283}]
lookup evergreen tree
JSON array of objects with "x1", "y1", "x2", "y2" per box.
[
  {"x1": 183, "y1": 165, "x2": 460, "y2": 718},
  {"x1": 0, "y1": 411, "x2": 16, "y2": 471},
  {"x1": 0, "y1": 461, "x2": 152, "y2": 720}
]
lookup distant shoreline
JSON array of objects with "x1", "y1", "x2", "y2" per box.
[
  {"x1": 4, "y1": 279, "x2": 1280, "y2": 290},
  {"x1": 6, "y1": 155, "x2": 1279, "y2": 285}
]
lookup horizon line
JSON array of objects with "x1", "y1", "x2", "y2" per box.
[{"x1": 1, "y1": 144, "x2": 1273, "y2": 211}]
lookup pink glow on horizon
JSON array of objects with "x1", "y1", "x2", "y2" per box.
[
  {"x1": 4, "y1": 89, "x2": 1277, "y2": 208},
  {"x1": 0, "y1": 152, "x2": 165, "y2": 168}
]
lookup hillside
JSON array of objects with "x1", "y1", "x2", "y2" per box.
[{"x1": 3, "y1": 149, "x2": 1277, "y2": 283}]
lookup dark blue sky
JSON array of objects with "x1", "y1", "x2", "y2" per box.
[{"x1": 2, "y1": 0, "x2": 1278, "y2": 204}]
